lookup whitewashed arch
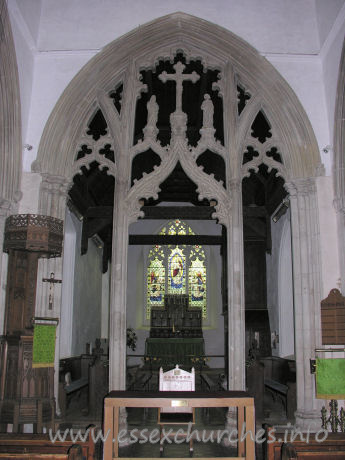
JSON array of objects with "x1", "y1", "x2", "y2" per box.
[
  {"x1": 0, "y1": 0, "x2": 22, "y2": 333},
  {"x1": 32, "y1": 12, "x2": 324, "y2": 428}
]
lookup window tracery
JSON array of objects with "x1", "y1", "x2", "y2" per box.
[{"x1": 146, "y1": 220, "x2": 207, "y2": 320}]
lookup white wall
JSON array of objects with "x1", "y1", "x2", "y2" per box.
[
  {"x1": 320, "y1": 4, "x2": 345, "y2": 143},
  {"x1": 36, "y1": 0, "x2": 320, "y2": 54},
  {"x1": 266, "y1": 209, "x2": 294, "y2": 358},
  {"x1": 71, "y1": 216, "x2": 103, "y2": 356},
  {"x1": 315, "y1": 0, "x2": 344, "y2": 46},
  {"x1": 7, "y1": 0, "x2": 37, "y2": 147}
]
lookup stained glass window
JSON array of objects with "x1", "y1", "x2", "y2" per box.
[
  {"x1": 147, "y1": 245, "x2": 165, "y2": 319},
  {"x1": 147, "y1": 221, "x2": 207, "y2": 319},
  {"x1": 189, "y1": 245, "x2": 207, "y2": 317},
  {"x1": 168, "y1": 246, "x2": 186, "y2": 294}
]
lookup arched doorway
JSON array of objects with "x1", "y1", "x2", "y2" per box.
[{"x1": 34, "y1": 12, "x2": 323, "y2": 427}]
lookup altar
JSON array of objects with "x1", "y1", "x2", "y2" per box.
[
  {"x1": 145, "y1": 294, "x2": 205, "y2": 367},
  {"x1": 145, "y1": 338, "x2": 205, "y2": 367}
]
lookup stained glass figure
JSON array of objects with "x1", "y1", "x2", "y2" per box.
[
  {"x1": 147, "y1": 245, "x2": 165, "y2": 319},
  {"x1": 189, "y1": 245, "x2": 207, "y2": 317},
  {"x1": 147, "y1": 222, "x2": 207, "y2": 319},
  {"x1": 168, "y1": 246, "x2": 186, "y2": 294}
]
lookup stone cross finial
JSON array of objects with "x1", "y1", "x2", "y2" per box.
[{"x1": 159, "y1": 61, "x2": 200, "y2": 112}]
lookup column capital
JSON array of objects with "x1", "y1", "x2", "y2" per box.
[
  {"x1": 40, "y1": 174, "x2": 71, "y2": 198},
  {"x1": 333, "y1": 197, "x2": 345, "y2": 215},
  {"x1": 228, "y1": 178, "x2": 241, "y2": 193},
  {"x1": 285, "y1": 177, "x2": 316, "y2": 197}
]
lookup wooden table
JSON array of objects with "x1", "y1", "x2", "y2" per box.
[{"x1": 103, "y1": 390, "x2": 255, "y2": 459}]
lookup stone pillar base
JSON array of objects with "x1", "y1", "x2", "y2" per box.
[{"x1": 295, "y1": 409, "x2": 323, "y2": 431}]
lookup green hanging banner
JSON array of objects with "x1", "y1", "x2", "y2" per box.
[
  {"x1": 32, "y1": 323, "x2": 57, "y2": 368},
  {"x1": 316, "y1": 358, "x2": 345, "y2": 399}
]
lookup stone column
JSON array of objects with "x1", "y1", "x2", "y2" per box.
[
  {"x1": 109, "y1": 179, "x2": 129, "y2": 429},
  {"x1": 36, "y1": 174, "x2": 69, "y2": 415},
  {"x1": 286, "y1": 178, "x2": 323, "y2": 429},
  {"x1": 109, "y1": 179, "x2": 129, "y2": 391},
  {"x1": 224, "y1": 179, "x2": 245, "y2": 434},
  {"x1": 227, "y1": 179, "x2": 246, "y2": 391}
]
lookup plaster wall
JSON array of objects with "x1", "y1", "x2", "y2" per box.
[
  {"x1": 72, "y1": 217, "x2": 103, "y2": 356},
  {"x1": 15, "y1": 0, "x2": 42, "y2": 45},
  {"x1": 60, "y1": 209, "x2": 77, "y2": 358},
  {"x1": 265, "y1": 56, "x2": 331, "y2": 173},
  {"x1": 320, "y1": 5, "x2": 345, "y2": 142},
  {"x1": 316, "y1": 176, "x2": 341, "y2": 296},
  {"x1": 266, "y1": 210, "x2": 294, "y2": 358},
  {"x1": 7, "y1": 0, "x2": 36, "y2": 146},
  {"x1": 22, "y1": 52, "x2": 95, "y2": 171},
  {"x1": 315, "y1": 0, "x2": 344, "y2": 45},
  {"x1": 36, "y1": 0, "x2": 320, "y2": 54}
]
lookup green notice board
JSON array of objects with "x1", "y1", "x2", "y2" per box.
[
  {"x1": 316, "y1": 358, "x2": 345, "y2": 399},
  {"x1": 32, "y1": 324, "x2": 57, "y2": 368}
]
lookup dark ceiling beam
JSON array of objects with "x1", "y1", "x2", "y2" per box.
[
  {"x1": 85, "y1": 206, "x2": 113, "y2": 218},
  {"x1": 141, "y1": 206, "x2": 216, "y2": 220},
  {"x1": 129, "y1": 234, "x2": 223, "y2": 245},
  {"x1": 243, "y1": 206, "x2": 267, "y2": 217}
]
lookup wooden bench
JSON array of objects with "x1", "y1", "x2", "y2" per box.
[
  {"x1": 260, "y1": 356, "x2": 296, "y2": 419},
  {"x1": 59, "y1": 374, "x2": 88, "y2": 417},
  {"x1": 264, "y1": 378, "x2": 288, "y2": 409},
  {"x1": 263, "y1": 424, "x2": 345, "y2": 460},
  {"x1": 281, "y1": 439, "x2": 345, "y2": 459},
  {"x1": 127, "y1": 371, "x2": 153, "y2": 391},
  {"x1": 200, "y1": 372, "x2": 219, "y2": 391},
  {"x1": 0, "y1": 444, "x2": 81, "y2": 459},
  {"x1": 0, "y1": 433, "x2": 95, "y2": 460}
]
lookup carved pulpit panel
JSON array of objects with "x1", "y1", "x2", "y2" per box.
[
  {"x1": 321, "y1": 289, "x2": 345, "y2": 345},
  {"x1": 1, "y1": 214, "x2": 63, "y2": 432}
]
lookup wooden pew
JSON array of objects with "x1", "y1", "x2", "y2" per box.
[
  {"x1": 0, "y1": 432, "x2": 95, "y2": 460},
  {"x1": 260, "y1": 356, "x2": 296, "y2": 419},
  {"x1": 263, "y1": 424, "x2": 345, "y2": 460}
]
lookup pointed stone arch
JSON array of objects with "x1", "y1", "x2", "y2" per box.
[
  {"x1": 33, "y1": 12, "x2": 324, "y2": 428},
  {"x1": 0, "y1": 0, "x2": 22, "y2": 331},
  {"x1": 34, "y1": 12, "x2": 320, "y2": 182}
]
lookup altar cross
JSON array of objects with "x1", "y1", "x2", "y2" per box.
[
  {"x1": 159, "y1": 61, "x2": 200, "y2": 112},
  {"x1": 42, "y1": 272, "x2": 62, "y2": 310}
]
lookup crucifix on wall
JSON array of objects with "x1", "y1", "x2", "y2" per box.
[{"x1": 42, "y1": 272, "x2": 62, "y2": 310}]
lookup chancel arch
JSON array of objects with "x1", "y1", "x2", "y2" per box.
[{"x1": 34, "y1": 12, "x2": 323, "y2": 427}]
